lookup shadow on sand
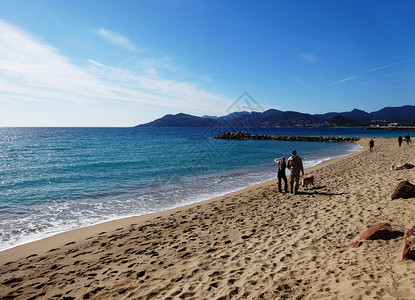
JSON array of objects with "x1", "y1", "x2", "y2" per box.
[
  {"x1": 377, "y1": 231, "x2": 404, "y2": 241},
  {"x1": 298, "y1": 185, "x2": 347, "y2": 196}
]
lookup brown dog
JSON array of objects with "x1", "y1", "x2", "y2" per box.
[{"x1": 302, "y1": 175, "x2": 314, "y2": 189}]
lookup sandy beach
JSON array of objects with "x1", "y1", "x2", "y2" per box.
[{"x1": 1, "y1": 137, "x2": 415, "y2": 299}]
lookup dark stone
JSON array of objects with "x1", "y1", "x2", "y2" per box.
[
  {"x1": 394, "y1": 163, "x2": 415, "y2": 170},
  {"x1": 391, "y1": 181, "x2": 415, "y2": 200},
  {"x1": 403, "y1": 226, "x2": 415, "y2": 261},
  {"x1": 213, "y1": 132, "x2": 360, "y2": 143},
  {"x1": 352, "y1": 223, "x2": 395, "y2": 248}
]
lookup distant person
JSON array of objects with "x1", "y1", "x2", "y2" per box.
[
  {"x1": 287, "y1": 150, "x2": 304, "y2": 194},
  {"x1": 369, "y1": 138, "x2": 374, "y2": 152},
  {"x1": 398, "y1": 136, "x2": 403, "y2": 147},
  {"x1": 274, "y1": 156, "x2": 288, "y2": 193},
  {"x1": 405, "y1": 134, "x2": 411, "y2": 146}
]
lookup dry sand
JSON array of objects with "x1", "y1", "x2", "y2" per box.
[{"x1": 1, "y1": 137, "x2": 415, "y2": 299}]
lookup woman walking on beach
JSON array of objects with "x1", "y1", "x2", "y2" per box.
[
  {"x1": 274, "y1": 156, "x2": 288, "y2": 193},
  {"x1": 398, "y1": 136, "x2": 403, "y2": 147}
]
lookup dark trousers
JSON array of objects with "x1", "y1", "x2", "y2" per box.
[{"x1": 278, "y1": 172, "x2": 288, "y2": 192}]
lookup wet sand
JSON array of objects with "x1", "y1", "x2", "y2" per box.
[{"x1": 1, "y1": 137, "x2": 415, "y2": 299}]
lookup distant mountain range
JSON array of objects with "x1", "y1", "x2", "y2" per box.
[{"x1": 136, "y1": 105, "x2": 415, "y2": 128}]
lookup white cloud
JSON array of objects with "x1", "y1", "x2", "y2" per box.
[
  {"x1": 87, "y1": 59, "x2": 232, "y2": 112},
  {"x1": 0, "y1": 19, "x2": 232, "y2": 123},
  {"x1": 96, "y1": 28, "x2": 142, "y2": 52}
]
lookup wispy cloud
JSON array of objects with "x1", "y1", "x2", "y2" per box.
[
  {"x1": 87, "y1": 59, "x2": 231, "y2": 112},
  {"x1": 328, "y1": 59, "x2": 413, "y2": 87},
  {"x1": 362, "y1": 59, "x2": 413, "y2": 74},
  {"x1": 328, "y1": 76, "x2": 361, "y2": 86},
  {"x1": 297, "y1": 53, "x2": 317, "y2": 63},
  {"x1": 291, "y1": 77, "x2": 320, "y2": 94},
  {"x1": 353, "y1": 68, "x2": 415, "y2": 88},
  {"x1": 96, "y1": 28, "x2": 142, "y2": 52},
  {"x1": 0, "y1": 19, "x2": 232, "y2": 118}
]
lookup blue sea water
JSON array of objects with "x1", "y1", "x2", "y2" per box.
[{"x1": 0, "y1": 127, "x2": 409, "y2": 251}]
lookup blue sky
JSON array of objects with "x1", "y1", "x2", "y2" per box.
[{"x1": 1, "y1": 0, "x2": 415, "y2": 126}]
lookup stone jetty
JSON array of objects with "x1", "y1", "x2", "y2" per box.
[{"x1": 213, "y1": 131, "x2": 361, "y2": 142}]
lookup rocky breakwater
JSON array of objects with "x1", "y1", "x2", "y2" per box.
[{"x1": 213, "y1": 131, "x2": 361, "y2": 142}]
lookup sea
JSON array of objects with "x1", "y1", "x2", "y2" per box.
[{"x1": 0, "y1": 127, "x2": 410, "y2": 251}]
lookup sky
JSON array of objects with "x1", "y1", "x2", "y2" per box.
[{"x1": 1, "y1": 0, "x2": 415, "y2": 127}]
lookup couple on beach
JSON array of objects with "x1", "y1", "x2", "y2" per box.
[
  {"x1": 398, "y1": 134, "x2": 411, "y2": 147},
  {"x1": 274, "y1": 150, "x2": 304, "y2": 194}
]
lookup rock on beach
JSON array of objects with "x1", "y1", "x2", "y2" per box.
[
  {"x1": 403, "y1": 226, "x2": 415, "y2": 261},
  {"x1": 391, "y1": 180, "x2": 415, "y2": 200},
  {"x1": 352, "y1": 223, "x2": 394, "y2": 248}
]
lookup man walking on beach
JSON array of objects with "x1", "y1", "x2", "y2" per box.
[
  {"x1": 369, "y1": 138, "x2": 374, "y2": 152},
  {"x1": 287, "y1": 150, "x2": 304, "y2": 194},
  {"x1": 405, "y1": 134, "x2": 411, "y2": 146}
]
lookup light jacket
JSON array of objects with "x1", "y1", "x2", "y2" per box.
[{"x1": 287, "y1": 155, "x2": 304, "y2": 175}]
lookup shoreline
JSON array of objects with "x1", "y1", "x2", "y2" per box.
[
  {"x1": 0, "y1": 140, "x2": 362, "y2": 255},
  {"x1": 0, "y1": 140, "x2": 366, "y2": 264},
  {"x1": 5, "y1": 136, "x2": 415, "y2": 298}
]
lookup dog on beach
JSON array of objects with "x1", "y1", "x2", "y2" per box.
[{"x1": 302, "y1": 175, "x2": 315, "y2": 189}]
